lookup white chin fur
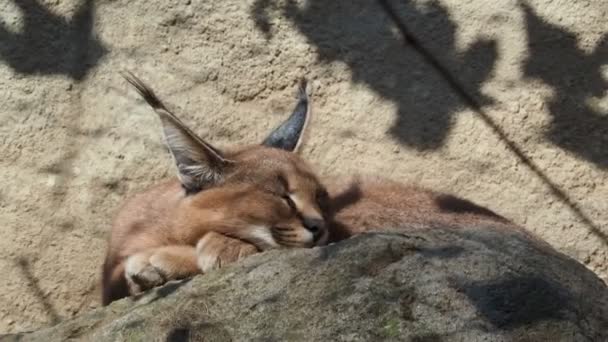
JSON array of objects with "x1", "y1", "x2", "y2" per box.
[
  {"x1": 248, "y1": 225, "x2": 280, "y2": 250},
  {"x1": 302, "y1": 229, "x2": 314, "y2": 244}
]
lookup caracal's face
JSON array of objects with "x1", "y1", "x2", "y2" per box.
[
  {"x1": 123, "y1": 74, "x2": 324, "y2": 248},
  {"x1": 190, "y1": 146, "x2": 330, "y2": 249}
]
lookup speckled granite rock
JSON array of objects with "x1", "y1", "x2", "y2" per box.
[{"x1": 3, "y1": 227, "x2": 607, "y2": 341}]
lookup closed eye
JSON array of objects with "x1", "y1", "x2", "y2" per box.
[
  {"x1": 282, "y1": 194, "x2": 296, "y2": 209},
  {"x1": 316, "y1": 189, "x2": 329, "y2": 202}
]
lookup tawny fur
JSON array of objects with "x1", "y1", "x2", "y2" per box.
[
  {"x1": 102, "y1": 73, "x2": 544, "y2": 305},
  {"x1": 102, "y1": 145, "x2": 332, "y2": 304},
  {"x1": 102, "y1": 74, "x2": 327, "y2": 305}
]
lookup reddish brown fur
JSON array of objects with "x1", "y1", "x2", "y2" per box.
[
  {"x1": 193, "y1": 175, "x2": 547, "y2": 268},
  {"x1": 103, "y1": 73, "x2": 543, "y2": 305},
  {"x1": 102, "y1": 73, "x2": 332, "y2": 305},
  {"x1": 325, "y1": 175, "x2": 526, "y2": 240},
  {"x1": 102, "y1": 146, "x2": 329, "y2": 305}
]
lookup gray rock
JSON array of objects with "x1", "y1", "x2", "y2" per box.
[{"x1": 3, "y1": 227, "x2": 607, "y2": 341}]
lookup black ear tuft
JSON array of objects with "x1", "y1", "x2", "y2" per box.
[
  {"x1": 123, "y1": 71, "x2": 230, "y2": 194},
  {"x1": 262, "y1": 79, "x2": 310, "y2": 152}
]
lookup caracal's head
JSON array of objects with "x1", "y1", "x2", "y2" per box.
[{"x1": 123, "y1": 73, "x2": 329, "y2": 249}]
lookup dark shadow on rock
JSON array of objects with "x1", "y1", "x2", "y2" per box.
[
  {"x1": 134, "y1": 278, "x2": 193, "y2": 305},
  {"x1": 165, "y1": 322, "x2": 232, "y2": 342},
  {"x1": 0, "y1": 0, "x2": 106, "y2": 81},
  {"x1": 411, "y1": 333, "x2": 444, "y2": 342},
  {"x1": 166, "y1": 327, "x2": 189, "y2": 342},
  {"x1": 519, "y1": 1, "x2": 608, "y2": 168},
  {"x1": 153, "y1": 278, "x2": 193, "y2": 300},
  {"x1": 456, "y1": 275, "x2": 572, "y2": 330},
  {"x1": 251, "y1": 0, "x2": 497, "y2": 149}
]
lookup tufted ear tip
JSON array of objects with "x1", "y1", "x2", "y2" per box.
[
  {"x1": 124, "y1": 72, "x2": 229, "y2": 194},
  {"x1": 298, "y1": 78, "x2": 308, "y2": 98},
  {"x1": 262, "y1": 79, "x2": 312, "y2": 152}
]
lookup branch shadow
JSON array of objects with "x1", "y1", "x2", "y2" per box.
[
  {"x1": 251, "y1": 0, "x2": 497, "y2": 149},
  {"x1": 326, "y1": 181, "x2": 362, "y2": 242},
  {"x1": 14, "y1": 257, "x2": 61, "y2": 325},
  {"x1": 519, "y1": 1, "x2": 608, "y2": 168},
  {"x1": 0, "y1": 0, "x2": 106, "y2": 81}
]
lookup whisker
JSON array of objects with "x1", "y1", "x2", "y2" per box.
[
  {"x1": 278, "y1": 237, "x2": 306, "y2": 245},
  {"x1": 273, "y1": 227, "x2": 293, "y2": 232},
  {"x1": 276, "y1": 233, "x2": 298, "y2": 238},
  {"x1": 277, "y1": 240, "x2": 303, "y2": 248}
]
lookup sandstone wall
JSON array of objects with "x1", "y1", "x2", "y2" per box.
[{"x1": 0, "y1": 0, "x2": 606, "y2": 333}]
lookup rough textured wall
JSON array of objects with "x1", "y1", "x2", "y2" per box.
[{"x1": 0, "y1": 0, "x2": 606, "y2": 333}]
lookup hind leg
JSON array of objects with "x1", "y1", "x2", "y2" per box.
[{"x1": 125, "y1": 245, "x2": 199, "y2": 295}]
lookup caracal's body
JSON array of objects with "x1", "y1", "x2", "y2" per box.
[{"x1": 102, "y1": 73, "x2": 543, "y2": 305}]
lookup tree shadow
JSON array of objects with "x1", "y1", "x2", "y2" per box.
[
  {"x1": 14, "y1": 257, "x2": 61, "y2": 325},
  {"x1": 250, "y1": 0, "x2": 607, "y2": 248},
  {"x1": 0, "y1": 0, "x2": 106, "y2": 81},
  {"x1": 519, "y1": 1, "x2": 608, "y2": 168},
  {"x1": 251, "y1": 0, "x2": 497, "y2": 149},
  {"x1": 455, "y1": 275, "x2": 573, "y2": 330}
]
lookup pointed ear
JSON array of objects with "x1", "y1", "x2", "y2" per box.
[
  {"x1": 262, "y1": 79, "x2": 310, "y2": 152},
  {"x1": 122, "y1": 72, "x2": 231, "y2": 193}
]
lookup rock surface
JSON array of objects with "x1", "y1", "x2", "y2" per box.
[
  {"x1": 1, "y1": 0, "x2": 607, "y2": 333},
  {"x1": 2, "y1": 229, "x2": 607, "y2": 341}
]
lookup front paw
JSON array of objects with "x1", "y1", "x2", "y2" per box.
[
  {"x1": 124, "y1": 245, "x2": 199, "y2": 295},
  {"x1": 196, "y1": 232, "x2": 259, "y2": 272},
  {"x1": 125, "y1": 251, "x2": 166, "y2": 294}
]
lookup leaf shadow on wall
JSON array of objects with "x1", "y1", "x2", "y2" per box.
[
  {"x1": 519, "y1": 1, "x2": 608, "y2": 168},
  {"x1": 251, "y1": 0, "x2": 498, "y2": 150},
  {"x1": 0, "y1": 0, "x2": 106, "y2": 81}
]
